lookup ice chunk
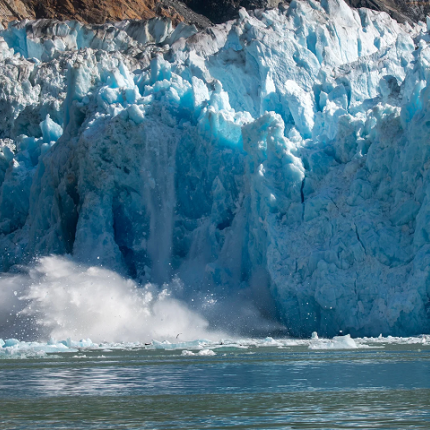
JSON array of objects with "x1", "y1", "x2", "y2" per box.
[
  {"x1": 309, "y1": 334, "x2": 358, "y2": 349},
  {"x1": 127, "y1": 104, "x2": 144, "y2": 124},
  {"x1": 4, "y1": 338, "x2": 19, "y2": 347},
  {"x1": 198, "y1": 349, "x2": 216, "y2": 356},
  {"x1": 40, "y1": 114, "x2": 63, "y2": 143},
  {"x1": 181, "y1": 349, "x2": 216, "y2": 356}
]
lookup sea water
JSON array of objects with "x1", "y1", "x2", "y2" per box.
[{"x1": 0, "y1": 338, "x2": 429, "y2": 429}]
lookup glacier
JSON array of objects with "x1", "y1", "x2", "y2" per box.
[{"x1": 1, "y1": 0, "x2": 430, "y2": 339}]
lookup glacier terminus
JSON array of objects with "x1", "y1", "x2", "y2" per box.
[{"x1": 1, "y1": 0, "x2": 430, "y2": 340}]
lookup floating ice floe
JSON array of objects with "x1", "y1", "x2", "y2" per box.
[
  {"x1": 181, "y1": 349, "x2": 217, "y2": 356},
  {"x1": 308, "y1": 334, "x2": 359, "y2": 349},
  {"x1": 1, "y1": 333, "x2": 428, "y2": 359}
]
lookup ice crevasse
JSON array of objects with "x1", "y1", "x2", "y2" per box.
[{"x1": 0, "y1": 0, "x2": 430, "y2": 337}]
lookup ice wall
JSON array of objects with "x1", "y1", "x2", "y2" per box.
[{"x1": 0, "y1": 0, "x2": 430, "y2": 337}]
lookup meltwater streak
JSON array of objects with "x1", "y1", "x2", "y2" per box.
[{"x1": 0, "y1": 256, "x2": 224, "y2": 343}]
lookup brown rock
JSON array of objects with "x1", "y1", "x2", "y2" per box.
[
  {"x1": 0, "y1": 0, "x2": 428, "y2": 31},
  {"x1": 0, "y1": 0, "x2": 210, "y2": 28}
]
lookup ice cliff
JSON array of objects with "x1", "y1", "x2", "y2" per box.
[{"x1": 1, "y1": 0, "x2": 430, "y2": 337}]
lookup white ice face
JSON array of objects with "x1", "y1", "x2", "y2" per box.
[{"x1": 0, "y1": 0, "x2": 429, "y2": 339}]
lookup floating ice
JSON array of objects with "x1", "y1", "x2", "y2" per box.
[
  {"x1": 308, "y1": 334, "x2": 359, "y2": 349},
  {"x1": 181, "y1": 349, "x2": 217, "y2": 356},
  {"x1": 0, "y1": 0, "x2": 429, "y2": 338},
  {"x1": 0, "y1": 338, "x2": 73, "y2": 359},
  {"x1": 1, "y1": 333, "x2": 428, "y2": 359}
]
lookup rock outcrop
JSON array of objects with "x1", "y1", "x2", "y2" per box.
[
  {"x1": 0, "y1": 0, "x2": 429, "y2": 29},
  {"x1": 183, "y1": 0, "x2": 425, "y2": 24},
  {"x1": 0, "y1": 0, "x2": 211, "y2": 29}
]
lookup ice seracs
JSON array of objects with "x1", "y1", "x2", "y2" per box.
[{"x1": 0, "y1": 0, "x2": 429, "y2": 338}]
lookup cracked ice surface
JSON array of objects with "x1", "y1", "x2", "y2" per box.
[{"x1": 0, "y1": 0, "x2": 430, "y2": 337}]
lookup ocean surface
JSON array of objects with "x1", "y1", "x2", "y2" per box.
[{"x1": 0, "y1": 337, "x2": 429, "y2": 429}]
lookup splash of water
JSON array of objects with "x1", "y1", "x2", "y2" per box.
[{"x1": 0, "y1": 256, "x2": 219, "y2": 343}]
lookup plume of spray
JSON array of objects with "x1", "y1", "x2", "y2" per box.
[{"x1": 0, "y1": 256, "x2": 220, "y2": 343}]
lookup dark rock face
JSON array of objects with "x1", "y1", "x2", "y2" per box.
[
  {"x1": 0, "y1": 0, "x2": 428, "y2": 34},
  {"x1": 347, "y1": 0, "x2": 424, "y2": 24},
  {"x1": 181, "y1": 0, "x2": 270, "y2": 24},
  {"x1": 184, "y1": 0, "x2": 427, "y2": 24},
  {"x1": 0, "y1": 0, "x2": 211, "y2": 29},
  {"x1": 159, "y1": 0, "x2": 212, "y2": 27}
]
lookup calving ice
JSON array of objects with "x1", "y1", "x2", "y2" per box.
[{"x1": 0, "y1": 0, "x2": 429, "y2": 340}]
